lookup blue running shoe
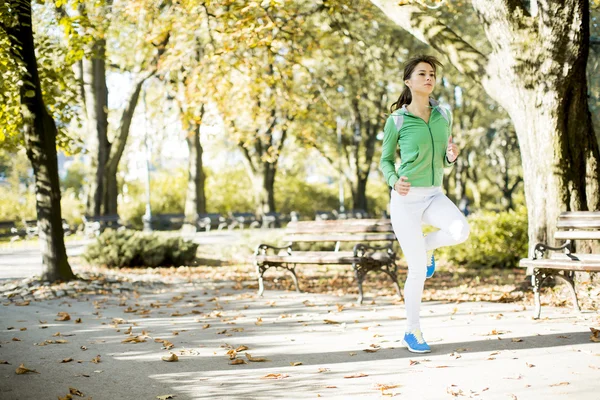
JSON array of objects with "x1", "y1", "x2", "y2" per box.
[
  {"x1": 403, "y1": 329, "x2": 431, "y2": 353},
  {"x1": 426, "y1": 251, "x2": 435, "y2": 279}
]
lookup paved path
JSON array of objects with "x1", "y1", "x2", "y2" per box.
[{"x1": 1, "y1": 279, "x2": 598, "y2": 400}]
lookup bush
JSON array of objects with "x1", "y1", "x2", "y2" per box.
[
  {"x1": 83, "y1": 229, "x2": 199, "y2": 268},
  {"x1": 435, "y1": 205, "x2": 528, "y2": 269}
]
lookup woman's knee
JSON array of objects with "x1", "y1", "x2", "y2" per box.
[{"x1": 449, "y1": 219, "x2": 470, "y2": 243}]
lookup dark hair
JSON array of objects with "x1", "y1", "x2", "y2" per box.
[{"x1": 390, "y1": 55, "x2": 443, "y2": 113}]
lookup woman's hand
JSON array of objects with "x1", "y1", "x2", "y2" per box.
[
  {"x1": 394, "y1": 176, "x2": 411, "y2": 196},
  {"x1": 446, "y1": 136, "x2": 459, "y2": 163}
]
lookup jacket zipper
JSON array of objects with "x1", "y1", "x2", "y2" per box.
[{"x1": 408, "y1": 111, "x2": 436, "y2": 186}]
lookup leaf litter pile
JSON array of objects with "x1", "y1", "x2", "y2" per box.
[{"x1": 1, "y1": 257, "x2": 599, "y2": 399}]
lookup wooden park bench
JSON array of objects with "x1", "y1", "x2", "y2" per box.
[
  {"x1": 228, "y1": 212, "x2": 261, "y2": 230},
  {"x1": 519, "y1": 211, "x2": 600, "y2": 318},
  {"x1": 83, "y1": 214, "x2": 122, "y2": 237},
  {"x1": 254, "y1": 219, "x2": 401, "y2": 304},
  {"x1": 196, "y1": 213, "x2": 226, "y2": 232},
  {"x1": 152, "y1": 213, "x2": 185, "y2": 231},
  {"x1": 0, "y1": 220, "x2": 20, "y2": 240},
  {"x1": 23, "y1": 219, "x2": 72, "y2": 238}
]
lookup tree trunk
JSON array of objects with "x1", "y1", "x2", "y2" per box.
[
  {"x1": 184, "y1": 122, "x2": 207, "y2": 228},
  {"x1": 6, "y1": 0, "x2": 75, "y2": 281},
  {"x1": 352, "y1": 176, "x2": 368, "y2": 211},
  {"x1": 371, "y1": 0, "x2": 600, "y2": 254},
  {"x1": 83, "y1": 40, "x2": 110, "y2": 217}
]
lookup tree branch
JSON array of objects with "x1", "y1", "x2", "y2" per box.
[{"x1": 369, "y1": 0, "x2": 488, "y2": 84}]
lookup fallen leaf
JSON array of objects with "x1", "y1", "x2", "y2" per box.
[
  {"x1": 91, "y1": 355, "x2": 101, "y2": 364},
  {"x1": 246, "y1": 353, "x2": 269, "y2": 362},
  {"x1": 349, "y1": 352, "x2": 356, "y2": 356},
  {"x1": 157, "y1": 395, "x2": 176, "y2": 400},
  {"x1": 12, "y1": 337, "x2": 21, "y2": 341},
  {"x1": 56, "y1": 312, "x2": 71, "y2": 321},
  {"x1": 324, "y1": 385, "x2": 337, "y2": 388},
  {"x1": 374, "y1": 383, "x2": 401, "y2": 391},
  {"x1": 80, "y1": 346, "x2": 87, "y2": 351},
  {"x1": 235, "y1": 345, "x2": 249, "y2": 352},
  {"x1": 409, "y1": 360, "x2": 420, "y2": 365},
  {"x1": 19, "y1": 327, "x2": 27, "y2": 331},
  {"x1": 122, "y1": 336, "x2": 146, "y2": 344},
  {"x1": 526, "y1": 363, "x2": 535, "y2": 368},
  {"x1": 0, "y1": 360, "x2": 10, "y2": 364},
  {"x1": 511, "y1": 338, "x2": 523, "y2": 342},
  {"x1": 363, "y1": 348, "x2": 379, "y2": 353},
  {"x1": 75, "y1": 318, "x2": 82, "y2": 324},
  {"x1": 61, "y1": 358, "x2": 73, "y2": 363},
  {"x1": 344, "y1": 373, "x2": 368, "y2": 379},
  {"x1": 261, "y1": 373, "x2": 288, "y2": 379},
  {"x1": 255, "y1": 317, "x2": 263, "y2": 325},
  {"x1": 202, "y1": 324, "x2": 210, "y2": 329},
  {"x1": 16, "y1": 363, "x2": 39, "y2": 374},
  {"x1": 290, "y1": 362, "x2": 302, "y2": 366},
  {"x1": 15, "y1": 301, "x2": 30, "y2": 306},
  {"x1": 324, "y1": 319, "x2": 341, "y2": 324},
  {"x1": 162, "y1": 353, "x2": 178, "y2": 362},
  {"x1": 230, "y1": 359, "x2": 247, "y2": 365},
  {"x1": 590, "y1": 328, "x2": 600, "y2": 343},
  {"x1": 318, "y1": 368, "x2": 330, "y2": 373},
  {"x1": 69, "y1": 387, "x2": 84, "y2": 397},
  {"x1": 550, "y1": 382, "x2": 569, "y2": 387}
]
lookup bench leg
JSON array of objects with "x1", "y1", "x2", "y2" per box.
[
  {"x1": 286, "y1": 264, "x2": 301, "y2": 293},
  {"x1": 554, "y1": 271, "x2": 581, "y2": 314},
  {"x1": 379, "y1": 262, "x2": 402, "y2": 300},
  {"x1": 353, "y1": 263, "x2": 367, "y2": 305},
  {"x1": 532, "y1": 269, "x2": 545, "y2": 319},
  {"x1": 256, "y1": 264, "x2": 267, "y2": 297}
]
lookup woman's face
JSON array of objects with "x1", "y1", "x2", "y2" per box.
[{"x1": 405, "y1": 62, "x2": 436, "y2": 96}]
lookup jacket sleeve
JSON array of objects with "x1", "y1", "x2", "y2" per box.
[
  {"x1": 443, "y1": 107, "x2": 456, "y2": 169},
  {"x1": 379, "y1": 116, "x2": 400, "y2": 187}
]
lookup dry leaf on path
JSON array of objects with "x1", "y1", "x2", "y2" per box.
[
  {"x1": 230, "y1": 359, "x2": 247, "y2": 365},
  {"x1": 550, "y1": 382, "x2": 569, "y2": 387},
  {"x1": 344, "y1": 373, "x2": 368, "y2": 379},
  {"x1": 91, "y1": 355, "x2": 101, "y2": 364},
  {"x1": 318, "y1": 368, "x2": 330, "y2": 373},
  {"x1": 11, "y1": 337, "x2": 21, "y2": 341},
  {"x1": 590, "y1": 328, "x2": 600, "y2": 342},
  {"x1": 261, "y1": 373, "x2": 289, "y2": 379},
  {"x1": 245, "y1": 353, "x2": 269, "y2": 362},
  {"x1": 16, "y1": 364, "x2": 39, "y2": 374},
  {"x1": 15, "y1": 301, "x2": 30, "y2": 306},
  {"x1": 235, "y1": 345, "x2": 249, "y2": 352},
  {"x1": 56, "y1": 312, "x2": 71, "y2": 321},
  {"x1": 75, "y1": 318, "x2": 82, "y2": 324},
  {"x1": 202, "y1": 324, "x2": 210, "y2": 329},
  {"x1": 162, "y1": 353, "x2": 178, "y2": 362},
  {"x1": 61, "y1": 358, "x2": 73, "y2": 363},
  {"x1": 363, "y1": 348, "x2": 379, "y2": 353},
  {"x1": 374, "y1": 383, "x2": 401, "y2": 392},
  {"x1": 409, "y1": 360, "x2": 420, "y2": 365},
  {"x1": 122, "y1": 336, "x2": 146, "y2": 344},
  {"x1": 511, "y1": 338, "x2": 523, "y2": 342},
  {"x1": 69, "y1": 387, "x2": 84, "y2": 397},
  {"x1": 157, "y1": 395, "x2": 175, "y2": 400},
  {"x1": 0, "y1": 360, "x2": 10, "y2": 364},
  {"x1": 324, "y1": 320, "x2": 341, "y2": 324},
  {"x1": 290, "y1": 362, "x2": 302, "y2": 366}
]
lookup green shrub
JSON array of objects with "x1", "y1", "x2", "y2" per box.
[
  {"x1": 83, "y1": 229, "x2": 198, "y2": 268},
  {"x1": 435, "y1": 205, "x2": 528, "y2": 269}
]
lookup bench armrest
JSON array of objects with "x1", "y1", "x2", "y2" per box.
[
  {"x1": 353, "y1": 243, "x2": 395, "y2": 258},
  {"x1": 254, "y1": 243, "x2": 293, "y2": 256},
  {"x1": 533, "y1": 240, "x2": 572, "y2": 259}
]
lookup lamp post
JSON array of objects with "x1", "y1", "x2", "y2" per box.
[
  {"x1": 142, "y1": 85, "x2": 153, "y2": 232},
  {"x1": 336, "y1": 116, "x2": 345, "y2": 214}
]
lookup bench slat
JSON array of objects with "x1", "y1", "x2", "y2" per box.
[
  {"x1": 554, "y1": 230, "x2": 600, "y2": 240},
  {"x1": 256, "y1": 251, "x2": 392, "y2": 265},
  {"x1": 283, "y1": 233, "x2": 396, "y2": 243},
  {"x1": 288, "y1": 219, "x2": 391, "y2": 231},
  {"x1": 557, "y1": 212, "x2": 600, "y2": 229},
  {"x1": 519, "y1": 258, "x2": 600, "y2": 271},
  {"x1": 550, "y1": 253, "x2": 600, "y2": 262}
]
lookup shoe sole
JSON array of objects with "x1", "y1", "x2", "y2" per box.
[{"x1": 402, "y1": 339, "x2": 431, "y2": 353}]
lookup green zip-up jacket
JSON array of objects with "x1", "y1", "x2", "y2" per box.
[{"x1": 379, "y1": 98, "x2": 455, "y2": 188}]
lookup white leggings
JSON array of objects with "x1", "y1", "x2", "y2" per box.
[{"x1": 390, "y1": 186, "x2": 470, "y2": 332}]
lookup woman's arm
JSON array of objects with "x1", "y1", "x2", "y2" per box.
[
  {"x1": 379, "y1": 117, "x2": 400, "y2": 187},
  {"x1": 443, "y1": 108, "x2": 457, "y2": 168}
]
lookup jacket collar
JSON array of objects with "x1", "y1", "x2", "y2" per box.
[{"x1": 394, "y1": 98, "x2": 441, "y2": 115}]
